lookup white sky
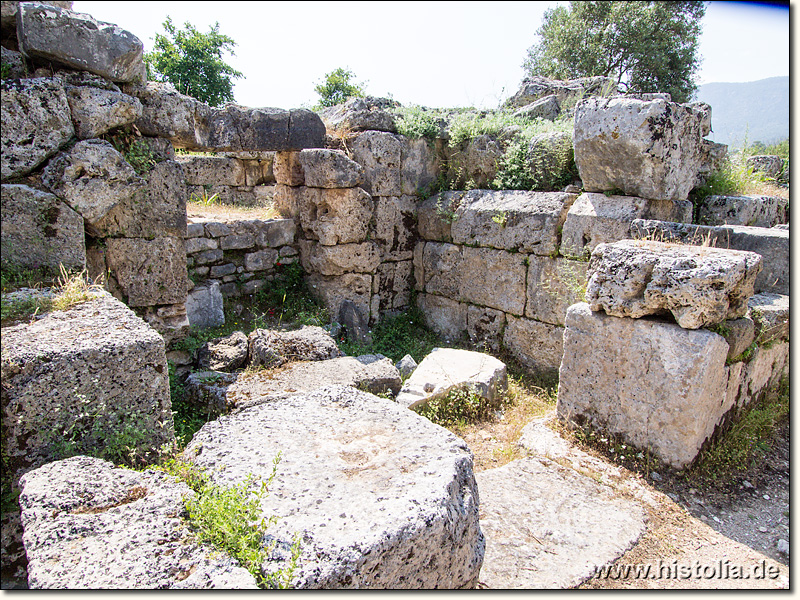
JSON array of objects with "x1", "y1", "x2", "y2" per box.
[{"x1": 72, "y1": 1, "x2": 790, "y2": 109}]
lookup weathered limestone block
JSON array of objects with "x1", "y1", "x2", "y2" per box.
[
  {"x1": 0, "y1": 46, "x2": 27, "y2": 78},
  {"x1": 466, "y1": 306, "x2": 505, "y2": 353},
  {"x1": 0, "y1": 184, "x2": 85, "y2": 272},
  {"x1": 1, "y1": 77, "x2": 74, "y2": 180},
  {"x1": 557, "y1": 303, "x2": 732, "y2": 468},
  {"x1": 526, "y1": 256, "x2": 588, "y2": 326},
  {"x1": 297, "y1": 186, "x2": 374, "y2": 246},
  {"x1": 177, "y1": 155, "x2": 245, "y2": 187},
  {"x1": 573, "y1": 97, "x2": 706, "y2": 201},
  {"x1": 184, "y1": 370, "x2": 239, "y2": 415},
  {"x1": 395, "y1": 348, "x2": 507, "y2": 410},
  {"x1": 132, "y1": 82, "x2": 211, "y2": 148},
  {"x1": 502, "y1": 316, "x2": 565, "y2": 376},
  {"x1": 243, "y1": 157, "x2": 273, "y2": 186},
  {"x1": 513, "y1": 94, "x2": 561, "y2": 121},
  {"x1": 737, "y1": 342, "x2": 789, "y2": 405},
  {"x1": 319, "y1": 96, "x2": 397, "y2": 133},
  {"x1": 559, "y1": 192, "x2": 692, "y2": 259},
  {"x1": 586, "y1": 240, "x2": 762, "y2": 329},
  {"x1": 307, "y1": 273, "x2": 372, "y2": 325},
  {"x1": 1, "y1": 295, "x2": 174, "y2": 476},
  {"x1": 186, "y1": 280, "x2": 224, "y2": 329},
  {"x1": 450, "y1": 189, "x2": 575, "y2": 255},
  {"x1": 105, "y1": 237, "x2": 189, "y2": 307},
  {"x1": 17, "y1": 3, "x2": 144, "y2": 83},
  {"x1": 748, "y1": 293, "x2": 789, "y2": 346},
  {"x1": 372, "y1": 195, "x2": 418, "y2": 261},
  {"x1": 66, "y1": 86, "x2": 142, "y2": 139},
  {"x1": 373, "y1": 260, "x2": 413, "y2": 313},
  {"x1": 527, "y1": 131, "x2": 575, "y2": 191},
  {"x1": 712, "y1": 317, "x2": 756, "y2": 361},
  {"x1": 450, "y1": 134, "x2": 502, "y2": 189},
  {"x1": 247, "y1": 326, "x2": 342, "y2": 369},
  {"x1": 184, "y1": 385, "x2": 483, "y2": 589},
  {"x1": 417, "y1": 191, "x2": 465, "y2": 243},
  {"x1": 298, "y1": 149, "x2": 364, "y2": 188},
  {"x1": 476, "y1": 457, "x2": 645, "y2": 589},
  {"x1": 257, "y1": 219, "x2": 295, "y2": 248},
  {"x1": 42, "y1": 139, "x2": 144, "y2": 224},
  {"x1": 185, "y1": 237, "x2": 218, "y2": 254},
  {"x1": 401, "y1": 137, "x2": 440, "y2": 196},
  {"x1": 695, "y1": 139, "x2": 728, "y2": 188},
  {"x1": 139, "y1": 303, "x2": 190, "y2": 346},
  {"x1": 698, "y1": 195, "x2": 788, "y2": 228},
  {"x1": 416, "y1": 293, "x2": 467, "y2": 342},
  {"x1": 396, "y1": 355, "x2": 418, "y2": 379},
  {"x1": 350, "y1": 131, "x2": 403, "y2": 196},
  {"x1": 506, "y1": 75, "x2": 617, "y2": 109},
  {"x1": 197, "y1": 331, "x2": 248, "y2": 372},
  {"x1": 19, "y1": 456, "x2": 257, "y2": 589},
  {"x1": 244, "y1": 248, "x2": 278, "y2": 272},
  {"x1": 630, "y1": 219, "x2": 789, "y2": 295},
  {"x1": 299, "y1": 240, "x2": 381, "y2": 276},
  {"x1": 273, "y1": 151, "x2": 305, "y2": 186},
  {"x1": 746, "y1": 155, "x2": 784, "y2": 179}
]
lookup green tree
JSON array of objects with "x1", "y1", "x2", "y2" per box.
[
  {"x1": 314, "y1": 67, "x2": 365, "y2": 108},
  {"x1": 145, "y1": 17, "x2": 243, "y2": 107},
  {"x1": 523, "y1": 1, "x2": 706, "y2": 104}
]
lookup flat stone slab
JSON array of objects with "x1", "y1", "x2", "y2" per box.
[
  {"x1": 477, "y1": 457, "x2": 645, "y2": 589},
  {"x1": 184, "y1": 385, "x2": 484, "y2": 589},
  {"x1": 18, "y1": 456, "x2": 258, "y2": 589},
  {"x1": 395, "y1": 348, "x2": 507, "y2": 409},
  {"x1": 748, "y1": 292, "x2": 789, "y2": 346},
  {"x1": 586, "y1": 239, "x2": 762, "y2": 329},
  {"x1": 698, "y1": 195, "x2": 788, "y2": 229}
]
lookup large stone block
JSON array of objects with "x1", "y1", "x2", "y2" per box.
[
  {"x1": 247, "y1": 325, "x2": 342, "y2": 369},
  {"x1": 373, "y1": 260, "x2": 414, "y2": 313},
  {"x1": 748, "y1": 293, "x2": 789, "y2": 346},
  {"x1": 297, "y1": 186, "x2": 374, "y2": 246},
  {"x1": 299, "y1": 241, "x2": 381, "y2": 276},
  {"x1": 416, "y1": 293, "x2": 467, "y2": 342},
  {"x1": 466, "y1": 305, "x2": 506, "y2": 353},
  {"x1": 307, "y1": 272, "x2": 372, "y2": 323},
  {"x1": 185, "y1": 280, "x2": 224, "y2": 330},
  {"x1": 273, "y1": 151, "x2": 305, "y2": 186},
  {"x1": 17, "y1": 3, "x2": 144, "y2": 83},
  {"x1": 297, "y1": 149, "x2": 364, "y2": 188},
  {"x1": 178, "y1": 155, "x2": 245, "y2": 187},
  {"x1": 513, "y1": 94, "x2": 561, "y2": 121},
  {"x1": 66, "y1": 86, "x2": 142, "y2": 139},
  {"x1": 1, "y1": 77, "x2": 74, "y2": 180},
  {"x1": 506, "y1": 75, "x2": 617, "y2": 109},
  {"x1": 573, "y1": 97, "x2": 706, "y2": 201},
  {"x1": 401, "y1": 137, "x2": 440, "y2": 196},
  {"x1": 559, "y1": 192, "x2": 692, "y2": 259},
  {"x1": 502, "y1": 316, "x2": 565, "y2": 376},
  {"x1": 1, "y1": 295, "x2": 174, "y2": 477},
  {"x1": 184, "y1": 385, "x2": 484, "y2": 588},
  {"x1": 586, "y1": 239, "x2": 762, "y2": 329},
  {"x1": 0, "y1": 184, "x2": 85, "y2": 273},
  {"x1": 105, "y1": 237, "x2": 189, "y2": 307},
  {"x1": 19, "y1": 457, "x2": 257, "y2": 589},
  {"x1": 698, "y1": 195, "x2": 788, "y2": 228},
  {"x1": 319, "y1": 96, "x2": 398, "y2": 133},
  {"x1": 350, "y1": 131, "x2": 403, "y2": 196},
  {"x1": 557, "y1": 303, "x2": 731, "y2": 468},
  {"x1": 526, "y1": 256, "x2": 588, "y2": 326},
  {"x1": 131, "y1": 83, "x2": 211, "y2": 149},
  {"x1": 417, "y1": 191, "x2": 462, "y2": 243},
  {"x1": 371, "y1": 195, "x2": 418, "y2": 261}
]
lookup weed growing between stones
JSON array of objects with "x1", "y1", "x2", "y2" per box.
[
  {"x1": 690, "y1": 153, "x2": 777, "y2": 219},
  {"x1": 102, "y1": 126, "x2": 157, "y2": 175},
  {"x1": 414, "y1": 386, "x2": 490, "y2": 428},
  {"x1": 169, "y1": 363, "x2": 211, "y2": 448},
  {"x1": 253, "y1": 262, "x2": 329, "y2": 329},
  {"x1": 394, "y1": 105, "x2": 443, "y2": 139},
  {"x1": 0, "y1": 263, "x2": 57, "y2": 292}
]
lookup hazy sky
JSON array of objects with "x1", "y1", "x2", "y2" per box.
[{"x1": 72, "y1": 1, "x2": 790, "y2": 109}]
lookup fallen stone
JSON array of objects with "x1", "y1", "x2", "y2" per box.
[
  {"x1": 586, "y1": 239, "x2": 762, "y2": 329},
  {"x1": 319, "y1": 96, "x2": 398, "y2": 133},
  {"x1": 198, "y1": 331, "x2": 249, "y2": 372},
  {"x1": 748, "y1": 293, "x2": 789, "y2": 346},
  {"x1": 66, "y1": 85, "x2": 142, "y2": 139},
  {"x1": 477, "y1": 457, "x2": 645, "y2": 588},
  {"x1": 131, "y1": 82, "x2": 211, "y2": 148},
  {"x1": 395, "y1": 348, "x2": 507, "y2": 410},
  {"x1": 247, "y1": 326, "x2": 343, "y2": 369},
  {"x1": 513, "y1": 94, "x2": 560, "y2": 121},
  {"x1": 298, "y1": 149, "x2": 364, "y2": 188},
  {"x1": 185, "y1": 280, "x2": 225, "y2": 330},
  {"x1": 184, "y1": 385, "x2": 484, "y2": 588},
  {"x1": 18, "y1": 456, "x2": 258, "y2": 589},
  {"x1": 104, "y1": 237, "x2": 188, "y2": 307},
  {"x1": 698, "y1": 195, "x2": 788, "y2": 228},
  {"x1": 1, "y1": 77, "x2": 74, "y2": 180},
  {"x1": 395, "y1": 354, "x2": 418, "y2": 379},
  {"x1": 183, "y1": 370, "x2": 239, "y2": 415}
]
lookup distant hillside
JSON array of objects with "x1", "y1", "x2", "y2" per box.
[{"x1": 695, "y1": 76, "x2": 789, "y2": 148}]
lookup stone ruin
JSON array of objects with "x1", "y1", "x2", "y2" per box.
[{"x1": 0, "y1": 0, "x2": 789, "y2": 590}]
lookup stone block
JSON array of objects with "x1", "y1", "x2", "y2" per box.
[
  {"x1": 698, "y1": 195, "x2": 788, "y2": 228},
  {"x1": 449, "y1": 135, "x2": 502, "y2": 189},
  {"x1": 319, "y1": 96, "x2": 398, "y2": 133},
  {"x1": 105, "y1": 237, "x2": 189, "y2": 307},
  {"x1": 416, "y1": 293, "x2": 467, "y2": 342},
  {"x1": 466, "y1": 305, "x2": 506, "y2": 353},
  {"x1": 416, "y1": 191, "x2": 463, "y2": 243},
  {"x1": 0, "y1": 46, "x2": 27, "y2": 79},
  {"x1": 526, "y1": 256, "x2": 588, "y2": 326},
  {"x1": 177, "y1": 155, "x2": 245, "y2": 187},
  {"x1": 371, "y1": 195, "x2": 418, "y2": 261},
  {"x1": 300, "y1": 240, "x2": 380, "y2": 276},
  {"x1": 186, "y1": 280, "x2": 224, "y2": 330},
  {"x1": 185, "y1": 236, "x2": 218, "y2": 254},
  {"x1": 247, "y1": 325, "x2": 342, "y2": 369},
  {"x1": 297, "y1": 149, "x2": 364, "y2": 188},
  {"x1": 186, "y1": 222, "x2": 205, "y2": 238},
  {"x1": 209, "y1": 263, "x2": 236, "y2": 278},
  {"x1": 257, "y1": 219, "x2": 296, "y2": 248},
  {"x1": 513, "y1": 94, "x2": 561, "y2": 121},
  {"x1": 244, "y1": 248, "x2": 278, "y2": 272},
  {"x1": 586, "y1": 239, "x2": 762, "y2": 329},
  {"x1": 193, "y1": 248, "x2": 224, "y2": 265},
  {"x1": 307, "y1": 273, "x2": 372, "y2": 323},
  {"x1": 273, "y1": 151, "x2": 305, "y2": 186},
  {"x1": 132, "y1": 83, "x2": 211, "y2": 149},
  {"x1": 557, "y1": 303, "x2": 732, "y2": 468},
  {"x1": 502, "y1": 316, "x2": 565, "y2": 376},
  {"x1": 350, "y1": 130, "x2": 403, "y2": 196},
  {"x1": 401, "y1": 137, "x2": 440, "y2": 196},
  {"x1": 66, "y1": 86, "x2": 142, "y2": 139},
  {"x1": 748, "y1": 292, "x2": 789, "y2": 346},
  {"x1": 746, "y1": 155, "x2": 784, "y2": 179},
  {"x1": 373, "y1": 260, "x2": 414, "y2": 314},
  {"x1": 297, "y1": 186, "x2": 374, "y2": 246},
  {"x1": 220, "y1": 233, "x2": 255, "y2": 250},
  {"x1": 559, "y1": 192, "x2": 692, "y2": 259}
]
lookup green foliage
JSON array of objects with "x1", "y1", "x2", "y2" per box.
[
  {"x1": 145, "y1": 17, "x2": 243, "y2": 107},
  {"x1": 691, "y1": 155, "x2": 770, "y2": 208},
  {"x1": 524, "y1": 1, "x2": 705, "y2": 103},
  {"x1": 1, "y1": 267, "x2": 102, "y2": 325},
  {"x1": 103, "y1": 126, "x2": 157, "y2": 175},
  {"x1": 1, "y1": 262, "x2": 58, "y2": 293},
  {"x1": 188, "y1": 189, "x2": 221, "y2": 206},
  {"x1": 395, "y1": 106, "x2": 443, "y2": 139},
  {"x1": 492, "y1": 138, "x2": 534, "y2": 190},
  {"x1": 414, "y1": 386, "x2": 493, "y2": 428},
  {"x1": 253, "y1": 261, "x2": 328, "y2": 328},
  {"x1": 0, "y1": 61, "x2": 10, "y2": 80},
  {"x1": 168, "y1": 362, "x2": 210, "y2": 448},
  {"x1": 314, "y1": 67, "x2": 365, "y2": 108}
]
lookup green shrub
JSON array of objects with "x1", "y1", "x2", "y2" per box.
[
  {"x1": 691, "y1": 154, "x2": 770, "y2": 209},
  {"x1": 253, "y1": 261, "x2": 328, "y2": 328},
  {"x1": 414, "y1": 386, "x2": 493, "y2": 428},
  {"x1": 395, "y1": 106, "x2": 443, "y2": 139}
]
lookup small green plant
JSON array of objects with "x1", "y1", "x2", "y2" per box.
[
  {"x1": 491, "y1": 210, "x2": 508, "y2": 227},
  {"x1": 169, "y1": 362, "x2": 211, "y2": 448},
  {"x1": 103, "y1": 127, "x2": 157, "y2": 175},
  {"x1": 414, "y1": 386, "x2": 492, "y2": 428},
  {"x1": 189, "y1": 189, "x2": 221, "y2": 205},
  {"x1": 492, "y1": 138, "x2": 533, "y2": 190},
  {"x1": 253, "y1": 261, "x2": 328, "y2": 328},
  {"x1": 691, "y1": 154, "x2": 770, "y2": 208},
  {"x1": 0, "y1": 61, "x2": 11, "y2": 80},
  {"x1": 395, "y1": 105, "x2": 442, "y2": 139}
]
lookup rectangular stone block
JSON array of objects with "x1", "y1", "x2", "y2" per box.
[
  {"x1": 502, "y1": 315, "x2": 564, "y2": 376},
  {"x1": 177, "y1": 156, "x2": 245, "y2": 187},
  {"x1": 372, "y1": 195, "x2": 418, "y2": 262},
  {"x1": 748, "y1": 293, "x2": 789, "y2": 346},
  {"x1": 219, "y1": 233, "x2": 255, "y2": 250},
  {"x1": 526, "y1": 256, "x2": 588, "y2": 326},
  {"x1": 296, "y1": 187, "x2": 374, "y2": 246},
  {"x1": 401, "y1": 137, "x2": 441, "y2": 196},
  {"x1": 185, "y1": 236, "x2": 218, "y2": 254},
  {"x1": 557, "y1": 303, "x2": 731, "y2": 468},
  {"x1": 417, "y1": 192, "x2": 463, "y2": 243},
  {"x1": 307, "y1": 272, "x2": 372, "y2": 323},
  {"x1": 374, "y1": 260, "x2": 414, "y2": 314},
  {"x1": 466, "y1": 305, "x2": 505, "y2": 353},
  {"x1": 350, "y1": 131, "x2": 402, "y2": 196},
  {"x1": 257, "y1": 218, "x2": 296, "y2": 248},
  {"x1": 699, "y1": 195, "x2": 788, "y2": 229},
  {"x1": 244, "y1": 248, "x2": 278, "y2": 272},
  {"x1": 416, "y1": 293, "x2": 467, "y2": 343},
  {"x1": 299, "y1": 240, "x2": 380, "y2": 276},
  {"x1": 105, "y1": 237, "x2": 189, "y2": 307},
  {"x1": 273, "y1": 151, "x2": 304, "y2": 186}
]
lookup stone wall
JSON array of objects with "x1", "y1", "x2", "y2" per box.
[{"x1": 178, "y1": 151, "x2": 277, "y2": 207}]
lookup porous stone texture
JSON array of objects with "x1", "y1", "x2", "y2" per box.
[
  {"x1": 557, "y1": 303, "x2": 731, "y2": 468},
  {"x1": 184, "y1": 385, "x2": 484, "y2": 589},
  {"x1": 294, "y1": 186, "x2": 374, "y2": 246},
  {"x1": 319, "y1": 96, "x2": 398, "y2": 133},
  {"x1": 416, "y1": 293, "x2": 467, "y2": 342},
  {"x1": 307, "y1": 272, "x2": 372, "y2": 324},
  {"x1": 198, "y1": 331, "x2": 248, "y2": 372},
  {"x1": 395, "y1": 354, "x2": 418, "y2": 379},
  {"x1": 573, "y1": 97, "x2": 706, "y2": 201},
  {"x1": 505, "y1": 75, "x2": 617, "y2": 109},
  {"x1": 186, "y1": 280, "x2": 224, "y2": 329},
  {"x1": 526, "y1": 256, "x2": 588, "y2": 326},
  {"x1": 350, "y1": 131, "x2": 403, "y2": 196},
  {"x1": 65, "y1": 86, "x2": 143, "y2": 139},
  {"x1": 371, "y1": 195, "x2": 418, "y2": 261},
  {"x1": 586, "y1": 240, "x2": 762, "y2": 329},
  {"x1": 513, "y1": 94, "x2": 561, "y2": 121},
  {"x1": 1, "y1": 77, "x2": 74, "y2": 180},
  {"x1": 298, "y1": 149, "x2": 364, "y2": 188},
  {"x1": 300, "y1": 240, "x2": 381, "y2": 276},
  {"x1": 0, "y1": 46, "x2": 27, "y2": 78},
  {"x1": 373, "y1": 261, "x2": 414, "y2": 314},
  {"x1": 273, "y1": 151, "x2": 305, "y2": 186},
  {"x1": 450, "y1": 135, "x2": 502, "y2": 189},
  {"x1": 1, "y1": 294, "x2": 174, "y2": 477},
  {"x1": 477, "y1": 457, "x2": 645, "y2": 589},
  {"x1": 502, "y1": 316, "x2": 565, "y2": 376},
  {"x1": 0, "y1": 184, "x2": 86, "y2": 273},
  {"x1": 247, "y1": 326, "x2": 343, "y2": 369},
  {"x1": 400, "y1": 137, "x2": 440, "y2": 196},
  {"x1": 131, "y1": 82, "x2": 210, "y2": 148},
  {"x1": 395, "y1": 348, "x2": 507, "y2": 410},
  {"x1": 466, "y1": 306, "x2": 506, "y2": 353},
  {"x1": 42, "y1": 139, "x2": 144, "y2": 225},
  {"x1": 178, "y1": 155, "x2": 245, "y2": 187},
  {"x1": 527, "y1": 131, "x2": 575, "y2": 191},
  {"x1": 18, "y1": 456, "x2": 258, "y2": 589},
  {"x1": 746, "y1": 155, "x2": 784, "y2": 179},
  {"x1": 17, "y1": 3, "x2": 144, "y2": 82},
  {"x1": 748, "y1": 293, "x2": 789, "y2": 346},
  {"x1": 698, "y1": 195, "x2": 788, "y2": 229},
  {"x1": 105, "y1": 237, "x2": 189, "y2": 307},
  {"x1": 695, "y1": 139, "x2": 728, "y2": 187},
  {"x1": 559, "y1": 192, "x2": 692, "y2": 259}
]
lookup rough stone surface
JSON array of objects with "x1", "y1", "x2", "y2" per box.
[
  {"x1": 466, "y1": 305, "x2": 506, "y2": 353},
  {"x1": 477, "y1": 457, "x2": 645, "y2": 589},
  {"x1": 105, "y1": 237, "x2": 188, "y2": 307},
  {"x1": 296, "y1": 186, "x2": 374, "y2": 246},
  {"x1": 247, "y1": 326, "x2": 343, "y2": 369},
  {"x1": 698, "y1": 195, "x2": 788, "y2": 229},
  {"x1": 1, "y1": 77, "x2": 74, "y2": 180},
  {"x1": 198, "y1": 331, "x2": 248, "y2": 372},
  {"x1": 586, "y1": 239, "x2": 762, "y2": 329},
  {"x1": 178, "y1": 155, "x2": 245, "y2": 187},
  {"x1": 450, "y1": 135, "x2": 502, "y2": 189},
  {"x1": 350, "y1": 131, "x2": 403, "y2": 196},
  {"x1": 557, "y1": 303, "x2": 732, "y2": 468},
  {"x1": 184, "y1": 385, "x2": 484, "y2": 589},
  {"x1": 417, "y1": 192, "x2": 463, "y2": 243},
  {"x1": 395, "y1": 348, "x2": 507, "y2": 410},
  {"x1": 527, "y1": 131, "x2": 575, "y2": 191},
  {"x1": 298, "y1": 149, "x2": 364, "y2": 188},
  {"x1": 273, "y1": 151, "x2": 305, "y2": 186},
  {"x1": 186, "y1": 280, "x2": 224, "y2": 330},
  {"x1": 373, "y1": 260, "x2": 414, "y2": 314},
  {"x1": 319, "y1": 97, "x2": 398, "y2": 133},
  {"x1": 506, "y1": 75, "x2": 617, "y2": 109},
  {"x1": 416, "y1": 293, "x2": 467, "y2": 342},
  {"x1": 526, "y1": 256, "x2": 588, "y2": 326},
  {"x1": 1, "y1": 295, "x2": 173, "y2": 477},
  {"x1": 502, "y1": 316, "x2": 565, "y2": 376},
  {"x1": 338, "y1": 298, "x2": 371, "y2": 344},
  {"x1": 66, "y1": 86, "x2": 142, "y2": 139},
  {"x1": 0, "y1": 183, "x2": 85, "y2": 273},
  {"x1": 0, "y1": 46, "x2": 27, "y2": 78},
  {"x1": 748, "y1": 293, "x2": 789, "y2": 346},
  {"x1": 695, "y1": 139, "x2": 728, "y2": 188},
  {"x1": 573, "y1": 97, "x2": 706, "y2": 201},
  {"x1": 307, "y1": 273, "x2": 372, "y2": 324},
  {"x1": 42, "y1": 139, "x2": 144, "y2": 224},
  {"x1": 372, "y1": 195, "x2": 418, "y2": 261},
  {"x1": 746, "y1": 155, "x2": 784, "y2": 179},
  {"x1": 715, "y1": 317, "x2": 756, "y2": 361},
  {"x1": 560, "y1": 192, "x2": 692, "y2": 259},
  {"x1": 131, "y1": 82, "x2": 210, "y2": 148},
  {"x1": 18, "y1": 456, "x2": 257, "y2": 589},
  {"x1": 300, "y1": 240, "x2": 381, "y2": 276},
  {"x1": 513, "y1": 94, "x2": 560, "y2": 121},
  {"x1": 401, "y1": 137, "x2": 440, "y2": 196},
  {"x1": 395, "y1": 354, "x2": 418, "y2": 379}
]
